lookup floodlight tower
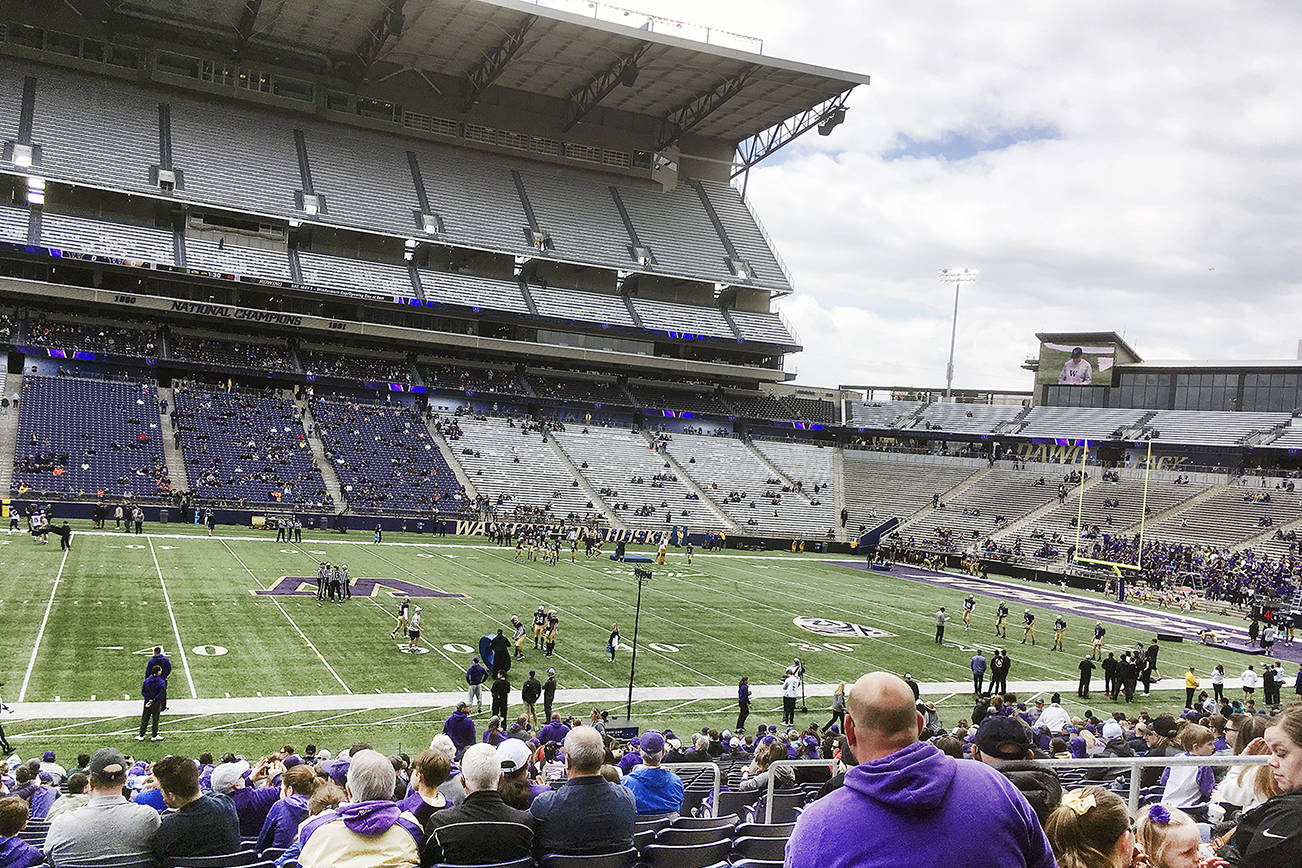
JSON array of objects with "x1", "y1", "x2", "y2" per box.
[{"x1": 938, "y1": 268, "x2": 979, "y2": 399}]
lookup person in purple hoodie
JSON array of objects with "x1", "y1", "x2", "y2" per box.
[
  {"x1": 136, "y1": 665, "x2": 167, "y2": 741},
  {"x1": 11, "y1": 767, "x2": 57, "y2": 820},
  {"x1": 0, "y1": 795, "x2": 43, "y2": 868},
  {"x1": 297, "y1": 750, "x2": 421, "y2": 868},
  {"x1": 441, "y1": 703, "x2": 477, "y2": 757},
  {"x1": 538, "y1": 713, "x2": 571, "y2": 745},
  {"x1": 786, "y1": 672, "x2": 1055, "y2": 868},
  {"x1": 255, "y1": 764, "x2": 316, "y2": 854}
]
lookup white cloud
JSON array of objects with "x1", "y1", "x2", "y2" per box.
[{"x1": 651, "y1": 1, "x2": 1302, "y2": 390}]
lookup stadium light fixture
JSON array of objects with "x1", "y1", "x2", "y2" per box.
[
  {"x1": 817, "y1": 106, "x2": 847, "y2": 135},
  {"x1": 26, "y1": 175, "x2": 45, "y2": 205},
  {"x1": 12, "y1": 143, "x2": 32, "y2": 168},
  {"x1": 938, "y1": 268, "x2": 979, "y2": 398}
]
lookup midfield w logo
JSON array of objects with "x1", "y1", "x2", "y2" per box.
[{"x1": 254, "y1": 576, "x2": 466, "y2": 598}]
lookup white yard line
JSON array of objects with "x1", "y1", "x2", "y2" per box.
[
  {"x1": 148, "y1": 537, "x2": 197, "y2": 699},
  {"x1": 221, "y1": 540, "x2": 352, "y2": 694},
  {"x1": 18, "y1": 548, "x2": 69, "y2": 702}
]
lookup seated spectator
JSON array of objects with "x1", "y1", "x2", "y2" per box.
[
  {"x1": 43, "y1": 748, "x2": 161, "y2": 864},
  {"x1": 1134, "y1": 804, "x2": 1204, "y2": 868},
  {"x1": 421, "y1": 743, "x2": 535, "y2": 867},
  {"x1": 1036, "y1": 694, "x2": 1073, "y2": 734},
  {"x1": 10, "y1": 766, "x2": 56, "y2": 820},
  {"x1": 38, "y1": 752, "x2": 67, "y2": 787},
  {"x1": 255, "y1": 763, "x2": 317, "y2": 854},
  {"x1": 538, "y1": 713, "x2": 571, "y2": 745},
  {"x1": 972, "y1": 716, "x2": 1063, "y2": 825},
  {"x1": 530, "y1": 726, "x2": 635, "y2": 857},
  {"x1": 441, "y1": 702, "x2": 477, "y2": 756},
  {"x1": 1158, "y1": 723, "x2": 1216, "y2": 811},
  {"x1": 1045, "y1": 787, "x2": 1136, "y2": 868},
  {"x1": 497, "y1": 739, "x2": 547, "y2": 810},
  {"x1": 1219, "y1": 701, "x2": 1302, "y2": 867},
  {"x1": 211, "y1": 756, "x2": 280, "y2": 838},
  {"x1": 398, "y1": 748, "x2": 451, "y2": 825},
  {"x1": 621, "y1": 731, "x2": 684, "y2": 816},
  {"x1": 736, "y1": 740, "x2": 796, "y2": 792},
  {"x1": 151, "y1": 754, "x2": 241, "y2": 864},
  {"x1": 45, "y1": 772, "x2": 90, "y2": 821},
  {"x1": 0, "y1": 796, "x2": 42, "y2": 868},
  {"x1": 298, "y1": 749, "x2": 421, "y2": 868},
  {"x1": 786, "y1": 672, "x2": 1054, "y2": 868}
]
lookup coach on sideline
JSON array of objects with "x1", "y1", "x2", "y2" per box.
[{"x1": 785, "y1": 672, "x2": 1055, "y2": 868}]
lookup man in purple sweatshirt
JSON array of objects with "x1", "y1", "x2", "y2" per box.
[
  {"x1": 785, "y1": 672, "x2": 1055, "y2": 868},
  {"x1": 442, "y1": 703, "x2": 477, "y2": 757}
]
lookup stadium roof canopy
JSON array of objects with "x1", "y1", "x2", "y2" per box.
[{"x1": 102, "y1": 0, "x2": 869, "y2": 169}]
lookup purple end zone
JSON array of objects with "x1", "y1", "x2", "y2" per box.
[{"x1": 831, "y1": 560, "x2": 1302, "y2": 665}]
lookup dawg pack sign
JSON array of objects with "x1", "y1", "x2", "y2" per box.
[
  {"x1": 794, "y1": 617, "x2": 895, "y2": 639},
  {"x1": 255, "y1": 576, "x2": 466, "y2": 598}
]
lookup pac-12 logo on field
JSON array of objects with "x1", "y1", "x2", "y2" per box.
[{"x1": 794, "y1": 617, "x2": 894, "y2": 639}]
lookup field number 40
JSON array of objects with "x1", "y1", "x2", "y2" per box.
[{"x1": 789, "y1": 641, "x2": 855, "y2": 653}]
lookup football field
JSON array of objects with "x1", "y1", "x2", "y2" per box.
[{"x1": 0, "y1": 521, "x2": 1274, "y2": 759}]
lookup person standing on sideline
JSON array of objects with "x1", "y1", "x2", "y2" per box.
[
  {"x1": 1077, "y1": 655, "x2": 1095, "y2": 699},
  {"x1": 963, "y1": 595, "x2": 976, "y2": 630},
  {"x1": 823, "y1": 682, "x2": 846, "y2": 734},
  {"x1": 1211, "y1": 663, "x2": 1225, "y2": 703},
  {"x1": 935, "y1": 608, "x2": 950, "y2": 644},
  {"x1": 1102, "y1": 652, "x2": 1118, "y2": 698},
  {"x1": 990, "y1": 650, "x2": 1011, "y2": 696},
  {"x1": 465, "y1": 657, "x2": 488, "y2": 713},
  {"x1": 136, "y1": 665, "x2": 166, "y2": 741},
  {"x1": 1184, "y1": 666, "x2": 1200, "y2": 709},
  {"x1": 1091, "y1": 622, "x2": 1106, "y2": 660},
  {"x1": 737, "y1": 676, "x2": 752, "y2": 731},
  {"x1": 971, "y1": 650, "x2": 987, "y2": 696},
  {"x1": 114, "y1": 503, "x2": 124, "y2": 530},
  {"x1": 205, "y1": 509, "x2": 216, "y2": 536},
  {"x1": 542, "y1": 668, "x2": 557, "y2": 721},
  {"x1": 491, "y1": 671, "x2": 511, "y2": 722},
  {"x1": 340, "y1": 563, "x2": 350, "y2": 600},
  {"x1": 145, "y1": 646, "x2": 171, "y2": 716},
  {"x1": 392, "y1": 597, "x2": 410, "y2": 640},
  {"x1": 782, "y1": 667, "x2": 801, "y2": 726},
  {"x1": 511, "y1": 616, "x2": 527, "y2": 661},
  {"x1": 607, "y1": 623, "x2": 620, "y2": 663},
  {"x1": 521, "y1": 670, "x2": 542, "y2": 729},
  {"x1": 373, "y1": 523, "x2": 382, "y2": 544},
  {"x1": 1242, "y1": 665, "x2": 1258, "y2": 701},
  {"x1": 406, "y1": 607, "x2": 422, "y2": 653}
]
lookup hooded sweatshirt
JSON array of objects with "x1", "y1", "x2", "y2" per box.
[
  {"x1": 0, "y1": 835, "x2": 43, "y2": 868},
  {"x1": 297, "y1": 800, "x2": 421, "y2": 868},
  {"x1": 785, "y1": 740, "x2": 1055, "y2": 868},
  {"x1": 255, "y1": 793, "x2": 310, "y2": 853},
  {"x1": 441, "y1": 710, "x2": 476, "y2": 753}
]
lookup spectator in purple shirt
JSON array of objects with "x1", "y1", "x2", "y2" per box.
[
  {"x1": 442, "y1": 703, "x2": 477, "y2": 757},
  {"x1": 0, "y1": 795, "x2": 43, "y2": 867},
  {"x1": 256, "y1": 764, "x2": 316, "y2": 854},
  {"x1": 211, "y1": 759, "x2": 280, "y2": 839},
  {"x1": 538, "y1": 714, "x2": 571, "y2": 745}
]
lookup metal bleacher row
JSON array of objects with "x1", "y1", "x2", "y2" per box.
[{"x1": 1, "y1": 60, "x2": 798, "y2": 346}]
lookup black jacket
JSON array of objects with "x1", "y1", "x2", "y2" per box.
[
  {"x1": 522, "y1": 676, "x2": 542, "y2": 703},
  {"x1": 1222, "y1": 790, "x2": 1302, "y2": 868},
  {"x1": 543, "y1": 676, "x2": 557, "y2": 700},
  {"x1": 993, "y1": 760, "x2": 1062, "y2": 826},
  {"x1": 422, "y1": 789, "x2": 535, "y2": 867},
  {"x1": 492, "y1": 678, "x2": 511, "y2": 702}
]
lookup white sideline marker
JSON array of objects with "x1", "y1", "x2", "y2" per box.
[{"x1": 18, "y1": 548, "x2": 69, "y2": 702}]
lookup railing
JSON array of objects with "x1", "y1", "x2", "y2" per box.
[
  {"x1": 767, "y1": 755, "x2": 1270, "y2": 820},
  {"x1": 663, "y1": 761, "x2": 723, "y2": 815},
  {"x1": 528, "y1": 0, "x2": 764, "y2": 53}
]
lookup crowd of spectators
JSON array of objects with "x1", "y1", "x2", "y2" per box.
[
  {"x1": 26, "y1": 317, "x2": 158, "y2": 356},
  {"x1": 1086, "y1": 535, "x2": 1302, "y2": 602},
  {"x1": 168, "y1": 334, "x2": 295, "y2": 371},
  {"x1": 302, "y1": 350, "x2": 412, "y2": 385},
  {"x1": 420, "y1": 364, "x2": 527, "y2": 396},
  {"x1": 5, "y1": 675, "x2": 1302, "y2": 867}
]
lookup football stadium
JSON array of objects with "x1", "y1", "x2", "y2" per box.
[{"x1": 0, "y1": 2, "x2": 1299, "y2": 867}]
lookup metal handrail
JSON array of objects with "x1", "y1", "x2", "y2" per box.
[
  {"x1": 767, "y1": 755, "x2": 1270, "y2": 818},
  {"x1": 661, "y1": 761, "x2": 722, "y2": 817},
  {"x1": 764, "y1": 760, "x2": 837, "y2": 823}
]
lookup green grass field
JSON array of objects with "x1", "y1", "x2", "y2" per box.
[{"x1": 0, "y1": 521, "x2": 1282, "y2": 760}]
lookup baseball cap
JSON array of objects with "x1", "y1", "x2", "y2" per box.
[
  {"x1": 497, "y1": 738, "x2": 531, "y2": 773},
  {"x1": 42, "y1": 751, "x2": 55, "y2": 761},
  {"x1": 324, "y1": 757, "x2": 351, "y2": 786},
  {"x1": 975, "y1": 717, "x2": 1033, "y2": 760},
  {"x1": 641, "y1": 731, "x2": 666, "y2": 754},
  {"x1": 546, "y1": 668, "x2": 555, "y2": 675},
  {"x1": 210, "y1": 760, "x2": 251, "y2": 794},
  {"x1": 88, "y1": 748, "x2": 129, "y2": 780}
]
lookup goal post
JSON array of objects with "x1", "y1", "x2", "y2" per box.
[{"x1": 1070, "y1": 440, "x2": 1153, "y2": 577}]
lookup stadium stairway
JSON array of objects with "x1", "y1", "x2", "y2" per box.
[
  {"x1": 831, "y1": 447, "x2": 847, "y2": 542},
  {"x1": 0, "y1": 370, "x2": 20, "y2": 493},
  {"x1": 545, "y1": 433, "x2": 625, "y2": 529},
  {"x1": 895, "y1": 463, "x2": 996, "y2": 533},
  {"x1": 987, "y1": 472, "x2": 1096, "y2": 542},
  {"x1": 1116, "y1": 480, "x2": 1225, "y2": 536},
  {"x1": 297, "y1": 398, "x2": 347, "y2": 513},
  {"x1": 1230, "y1": 507, "x2": 1302, "y2": 556},
  {"x1": 422, "y1": 418, "x2": 481, "y2": 502},
  {"x1": 639, "y1": 431, "x2": 740, "y2": 533},
  {"x1": 745, "y1": 439, "x2": 808, "y2": 502},
  {"x1": 156, "y1": 385, "x2": 190, "y2": 491}
]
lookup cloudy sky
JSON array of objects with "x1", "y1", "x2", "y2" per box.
[{"x1": 645, "y1": 0, "x2": 1302, "y2": 393}]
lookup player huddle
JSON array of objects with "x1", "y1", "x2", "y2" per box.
[{"x1": 513, "y1": 526, "x2": 604, "y2": 564}]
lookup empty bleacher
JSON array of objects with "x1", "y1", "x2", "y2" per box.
[
  {"x1": 1144, "y1": 410, "x2": 1290, "y2": 445},
  {"x1": 449, "y1": 415, "x2": 597, "y2": 521},
  {"x1": 311, "y1": 398, "x2": 465, "y2": 514},
  {"x1": 1268, "y1": 421, "x2": 1302, "y2": 448},
  {"x1": 13, "y1": 375, "x2": 169, "y2": 499},
  {"x1": 302, "y1": 127, "x2": 422, "y2": 238},
  {"x1": 903, "y1": 469, "x2": 1060, "y2": 547},
  {"x1": 913, "y1": 402, "x2": 1023, "y2": 435},
  {"x1": 297, "y1": 250, "x2": 416, "y2": 300},
  {"x1": 1014, "y1": 406, "x2": 1145, "y2": 440},
  {"x1": 752, "y1": 440, "x2": 836, "y2": 493},
  {"x1": 619, "y1": 184, "x2": 734, "y2": 285},
  {"x1": 174, "y1": 386, "x2": 329, "y2": 508},
  {"x1": 846, "y1": 401, "x2": 921, "y2": 429},
  {"x1": 529, "y1": 284, "x2": 638, "y2": 328},
  {"x1": 416, "y1": 268, "x2": 531, "y2": 314},
  {"x1": 661, "y1": 432, "x2": 835, "y2": 536},
  {"x1": 185, "y1": 235, "x2": 292, "y2": 282},
  {"x1": 412, "y1": 143, "x2": 528, "y2": 255},
  {"x1": 519, "y1": 168, "x2": 633, "y2": 268},
  {"x1": 0, "y1": 204, "x2": 26, "y2": 243},
  {"x1": 728, "y1": 392, "x2": 795, "y2": 421},
  {"x1": 728, "y1": 308, "x2": 795, "y2": 344},
  {"x1": 784, "y1": 396, "x2": 838, "y2": 425},
  {"x1": 551, "y1": 426, "x2": 724, "y2": 530},
  {"x1": 41, "y1": 212, "x2": 175, "y2": 265},
  {"x1": 696, "y1": 179, "x2": 792, "y2": 291},
  {"x1": 632, "y1": 297, "x2": 734, "y2": 339},
  {"x1": 841, "y1": 452, "x2": 979, "y2": 533}
]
